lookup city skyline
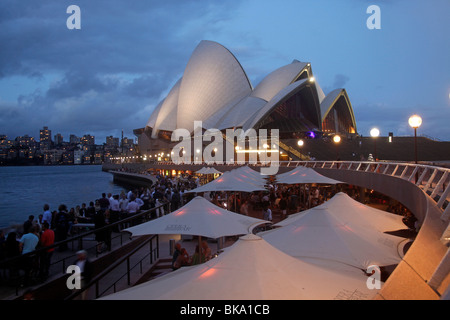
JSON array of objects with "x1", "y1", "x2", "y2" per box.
[{"x1": 0, "y1": 0, "x2": 449, "y2": 143}]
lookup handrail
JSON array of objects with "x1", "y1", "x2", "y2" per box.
[
  {"x1": 65, "y1": 234, "x2": 159, "y2": 300},
  {"x1": 0, "y1": 202, "x2": 169, "y2": 296}
]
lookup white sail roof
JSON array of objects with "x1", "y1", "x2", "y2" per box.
[
  {"x1": 176, "y1": 40, "x2": 252, "y2": 132},
  {"x1": 143, "y1": 40, "x2": 356, "y2": 135}
]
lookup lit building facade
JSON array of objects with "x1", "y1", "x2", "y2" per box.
[{"x1": 134, "y1": 40, "x2": 357, "y2": 160}]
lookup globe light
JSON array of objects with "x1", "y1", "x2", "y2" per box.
[
  {"x1": 297, "y1": 139, "x2": 304, "y2": 147},
  {"x1": 333, "y1": 135, "x2": 341, "y2": 143},
  {"x1": 370, "y1": 128, "x2": 380, "y2": 137},
  {"x1": 408, "y1": 115, "x2": 422, "y2": 129}
]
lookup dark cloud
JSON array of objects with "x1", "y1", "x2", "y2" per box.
[{"x1": 0, "y1": 0, "x2": 243, "y2": 142}]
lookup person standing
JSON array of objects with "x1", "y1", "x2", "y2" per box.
[
  {"x1": 86, "y1": 201, "x2": 96, "y2": 220},
  {"x1": 171, "y1": 188, "x2": 181, "y2": 212},
  {"x1": 94, "y1": 209, "x2": 108, "y2": 253},
  {"x1": 23, "y1": 215, "x2": 34, "y2": 234},
  {"x1": 98, "y1": 193, "x2": 110, "y2": 212},
  {"x1": 279, "y1": 194, "x2": 288, "y2": 220},
  {"x1": 171, "y1": 243, "x2": 181, "y2": 270},
  {"x1": 19, "y1": 225, "x2": 40, "y2": 286},
  {"x1": 54, "y1": 204, "x2": 69, "y2": 251},
  {"x1": 240, "y1": 199, "x2": 249, "y2": 216},
  {"x1": 109, "y1": 195, "x2": 120, "y2": 232},
  {"x1": 39, "y1": 221, "x2": 55, "y2": 280},
  {"x1": 42, "y1": 204, "x2": 53, "y2": 228},
  {"x1": 263, "y1": 204, "x2": 272, "y2": 222},
  {"x1": 73, "y1": 250, "x2": 93, "y2": 300}
]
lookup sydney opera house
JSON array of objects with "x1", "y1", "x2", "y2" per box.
[{"x1": 134, "y1": 40, "x2": 358, "y2": 160}]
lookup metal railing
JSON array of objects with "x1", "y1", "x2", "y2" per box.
[
  {"x1": 65, "y1": 233, "x2": 159, "y2": 300},
  {"x1": 0, "y1": 202, "x2": 171, "y2": 297},
  {"x1": 286, "y1": 160, "x2": 449, "y2": 218}
]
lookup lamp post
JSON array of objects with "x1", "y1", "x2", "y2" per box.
[
  {"x1": 408, "y1": 115, "x2": 422, "y2": 164},
  {"x1": 408, "y1": 115, "x2": 422, "y2": 183},
  {"x1": 370, "y1": 128, "x2": 380, "y2": 161},
  {"x1": 333, "y1": 135, "x2": 341, "y2": 163}
]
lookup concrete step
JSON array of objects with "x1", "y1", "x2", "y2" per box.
[{"x1": 134, "y1": 258, "x2": 173, "y2": 285}]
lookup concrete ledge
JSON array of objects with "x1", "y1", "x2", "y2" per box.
[
  {"x1": 375, "y1": 262, "x2": 440, "y2": 300},
  {"x1": 316, "y1": 168, "x2": 449, "y2": 299}
]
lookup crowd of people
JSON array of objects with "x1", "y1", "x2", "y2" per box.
[{"x1": 0, "y1": 170, "x2": 204, "y2": 287}]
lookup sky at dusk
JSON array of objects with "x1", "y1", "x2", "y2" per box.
[{"x1": 0, "y1": 0, "x2": 449, "y2": 144}]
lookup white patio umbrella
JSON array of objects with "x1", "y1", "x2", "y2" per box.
[
  {"x1": 260, "y1": 193, "x2": 408, "y2": 270},
  {"x1": 275, "y1": 165, "x2": 343, "y2": 185},
  {"x1": 185, "y1": 169, "x2": 267, "y2": 194},
  {"x1": 276, "y1": 192, "x2": 406, "y2": 232},
  {"x1": 124, "y1": 196, "x2": 268, "y2": 256},
  {"x1": 196, "y1": 167, "x2": 222, "y2": 175},
  {"x1": 100, "y1": 234, "x2": 378, "y2": 300},
  {"x1": 195, "y1": 167, "x2": 210, "y2": 174},
  {"x1": 205, "y1": 167, "x2": 222, "y2": 175}
]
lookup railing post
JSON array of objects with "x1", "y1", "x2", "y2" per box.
[
  {"x1": 127, "y1": 257, "x2": 131, "y2": 285},
  {"x1": 417, "y1": 167, "x2": 428, "y2": 186},
  {"x1": 400, "y1": 165, "x2": 409, "y2": 179},
  {"x1": 423, "y1": 169, "x2": 438, "y2": 194},
  {"x1": 408, "y1": 166, "x2": 418, "y2": 182},
  {"x1": 437, "y1": 180, "x2": 450, "y2": 209},
  {"x1": 150, "y1": 238, "x2": 153, "y2": 264},
  {"x1": 431, "y1": 171, "x2": 448, "y2": 200}
]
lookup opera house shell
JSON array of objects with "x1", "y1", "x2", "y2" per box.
[{"x1": 134, "y1": 40, "x2": 358, "y2": 158}]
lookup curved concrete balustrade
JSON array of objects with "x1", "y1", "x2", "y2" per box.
[{"x1": 306, "y1": 161, "x2": 450, "y2": 299}]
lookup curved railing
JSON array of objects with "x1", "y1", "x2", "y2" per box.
[{"x1": 280, "y1": 160, "x2": 449, "y2": 220}]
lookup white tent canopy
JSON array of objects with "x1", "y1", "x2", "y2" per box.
[
  {"x1": 276, "y1": 192, "x2": 406, "y2": 232},
  {"x1": 261, "y1": 192, "x2": 408, "y2": 270},
  {"x1": 275, "y1": 165, "x2": 343, "y2": 185},
  {"x1": 100, "y1": 234, "x2": 377, "y2": 300},
  {"x1": 186, "y1": 168, "x2": 267, "y2": 194},
  {"x1": 123, "y1": 196, "x2": 267, "y2": 239},
  {"x1": 196, "y1": 167, "x2": 222, "y2": 175}
]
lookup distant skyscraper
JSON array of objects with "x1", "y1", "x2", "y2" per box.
[
  {"x1": 40, "y1": 126, "x2": 52, "y2": 150},
  {"x1": 106, "y1": 136, "x2": 120, "y2": 148},
  {"x1": 70, "y1": 134, "x2": 81, "y2": 144},
  {"x1": 54, "y1": 133, "x2": 63, "y2": 145},
  {"x1": 81, "y1": 134, "x2": 95, "y2": 146}
]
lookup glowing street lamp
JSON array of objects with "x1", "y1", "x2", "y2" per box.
[
  {"x1": 297, "y1": 139, "x2": 304, "y2": 147},
  {"x1": 408, "y1": 115, "x2": 422, "y2": 165},
  {"x1": 370, "y1": 128, "x2": 380, "y2": 161},
  {"x1": 333, "y1": 135, "x2": 341, "y2": 144},
  {"x1": 333, "y1": 135, "x2": 341, "y2": 161}
]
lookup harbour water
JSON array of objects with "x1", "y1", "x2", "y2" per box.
[{"x1": 0, "y1": 165, "x2": 127, "y2": 230}]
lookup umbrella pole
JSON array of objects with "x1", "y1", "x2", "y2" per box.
[{"x1": 198, "y1": 235, "x2": 202, "y2": 263}]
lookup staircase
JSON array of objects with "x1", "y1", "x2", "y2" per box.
[
  {"x1": 134, "y1": 258, "x2": 173, "y2": 285},
  {"x1": 279, "y1": 140, "x2": 310, "y2": 161}
]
